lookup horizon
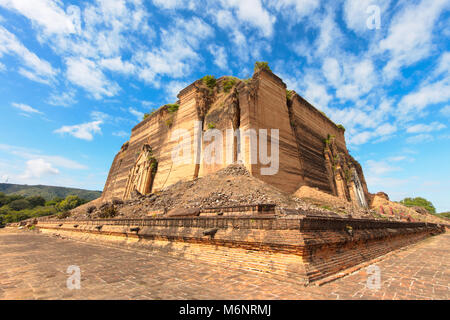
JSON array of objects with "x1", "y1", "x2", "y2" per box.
[{"x1": 0, "y1": 0, "x2": 449, "y2": 211}]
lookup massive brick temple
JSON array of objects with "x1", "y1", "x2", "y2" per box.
[{"x1": 102, "y1": 67, "x2": 369, "y2": 208}]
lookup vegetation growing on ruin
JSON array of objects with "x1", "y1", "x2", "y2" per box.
[
  {"x1": 207, "y1": 122, "x2": 216, "y2": 130},
  {"x1": 324, "y1": 134, "x2": 335, "y2": 146},
  {"x1": 146, "y1": 148, "x2": 158, "y2": 175},
  {"x1": 337, "y1": 124, "x2": 346, "y2": 132},
  {"x1": 167, "y1": 103, "x2": 179, "y2": 113},
  {"x1": 0, "y1": 193, "x2": 88, "y2": 224},
  {"x1": 286, "y1": 89, "x2": 294, "y2": 101},
  {"x1": 223, "y1": 77, "x2": 237, "y2": 93},
  {"x1": 165, "y1": 118, "x2": 173, "y2": 128},
  {"x1": 98, "y1": 204, "x2": 118, "y2": 219},
  {"x1": 400, "y1": 197, "x2": 436, "y2": 214},
  {"x1": 254, "y1": 61, "x2": 271, "y2": 72},
  {"x1": 202, "y1": 75, "x2": 217, "y2": 89}
]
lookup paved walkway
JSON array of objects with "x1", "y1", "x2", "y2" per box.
[{"x1": 0, "y1": 228, "x2": 448, "y2": 299}]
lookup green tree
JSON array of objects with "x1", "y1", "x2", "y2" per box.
[
  {"x1": 8, "y1": 199, "x2": 31, "y2": 211},
  {"x1": 0, "y1": 192, "x2": 7, "y2": 207},
  {"x1": 400, "y1": 197, "x2": 436, "y2": 214},
  {"x1": 27, "y1": 196, "x2": 46, "y2": 208},
  {"x1": 56, "y1": 195, "x2": 87, "y2": 212},
  {"x1": 45, "y1": 197, "x2": 64, "y2": 207}
]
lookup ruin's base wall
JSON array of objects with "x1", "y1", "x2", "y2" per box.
[{"x1": 33, "y1": 215, "x2": 445, "y2": 284}]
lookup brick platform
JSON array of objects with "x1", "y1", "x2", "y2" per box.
[
  {"x1": 0, "y1": 228, "x2": 448, "y2": 299},
  {"x1": 28, "y1": 214, "x2": 445, "y2": 284}
]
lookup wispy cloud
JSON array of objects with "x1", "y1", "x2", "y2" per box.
[
  {"x1": 0, "y1": 25, "x2": 57, "y2": 83},
  {"x1": 12, "y1": 102, "x2": 43, "y2": 115},
  {"x1": 128, "y1": 107, "x2": 144, "y2": 121}
]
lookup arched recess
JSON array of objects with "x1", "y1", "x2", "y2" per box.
[{"x1": 124, "y1": 144, "x2": 158, "y2": 199}]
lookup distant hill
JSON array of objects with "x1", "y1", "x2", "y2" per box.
[
  {"x1": 0, "y1": 183, "x2": 102, "y2": 201},
  {"x1": 438, "y1": 212, "x2": 450, "y2": 219}
]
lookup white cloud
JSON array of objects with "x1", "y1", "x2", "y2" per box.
[
  {"x1": 0, "y1": 144, "x2": 87, "y2": 169},
  {"x1": 0, "y1": 0, "x2": 80, "y2": 35},
  {"x1": 12, "y1": 102, "x2": 43, "y2": 115},
  {"x1": 165, "y1": 80, "x2": 189, "y2": 102},
  {"x1": 128, "y1": 107, "x2": 144, "y2": 121},
  {"x1": 406, "y1": 133, "x2": 434, "y2": 144},
  {"x1": 407, "y1": 122, "x2": 446, "y2": 133},
  {"x1": 208, "y1": 44, "x2": 229, "y2": 71},
  {"x1": 225, "y1": 0, "x2": 275, "y2": 37},
  {"x1": 112, "y1": 130, "x2": 128, "y2": 138},
  {"x1": 379, "y1": 0, "x2": 449, "y2": 80},
  {"x1": 54, "y1": 120, "x2": 103, "y2": 141},
  {"x1": 398, "y1": 78, "x2": 450, "y2": 118},
  {"x1": 152, "y1": 0, "x2": 198, "y2": 10},
  {"x1": 100, "y1": 57, "x2": 135, "y2": 74},
  {"x1": 303, "y1": 79, "x2": 332, "y2": 110},
  {"x1": 366, "y1": 159, "x2": 400, "y2": 175},
  {"x1": 347, "y1": 122, "x2": 397, "y2": 146},
  {"x1": 433, "y1": 51, "x2": 450, "y2": 77},
  {"x1": 20, "y1": 158, "x2": 59, "y2": 179},
  {"x1": 315, "y1": 8, "x2": 343, "y2": 55},
  {"x1": 47, "y1": 90, "x2": 77, "y2": 107},
  {"x1": 0, "y1": 25, "x2": 57, "y2": 83},
  {"x1": 268, "y1": 0, "x2": 320, "y2": 24},
  {"x1": 0, "y1": 61, "x2": 5, "y2": 71},
  {"x1": 66, "y1": 57, "x2": 120, "y2": 99},
  {"x1": 388, "y1": 156, "x2": 407, "y2": 162},
  {"x1": 135, "y1": 17, "x2": 213, "y2": 85},
  {"x1": 440, "y1": 105, "x2": 450, "y2": 117},
  {"x1": 322, "y1": 56, "x2": 377, "y2": 102}
]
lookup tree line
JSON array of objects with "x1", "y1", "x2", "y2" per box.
[{"x1": 0, "y1": 193, "x2": 88, "y2": 225}]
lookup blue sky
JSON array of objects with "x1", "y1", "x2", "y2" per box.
[{"x1": 0, "y1": 0, "x2": 449, "y2": 211}]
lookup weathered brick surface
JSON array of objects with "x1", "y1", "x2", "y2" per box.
[
  {"x1": 0, "y1": 228, "x2": 448, "y2": 300},
  {"x1": 33, "y1": 215, "x2": 444, "y2": 284}
]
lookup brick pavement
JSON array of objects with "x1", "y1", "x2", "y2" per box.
[{"x1": 0, "y1": 228, "x2": 448, "y2": 300}]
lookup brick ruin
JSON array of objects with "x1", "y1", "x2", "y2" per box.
[
  {"x1": 101, "y1": 68, "x2": 369, "y2": 208},
  {"x1": 26, "y1": 68, "x2": 447, "y2": 284}
]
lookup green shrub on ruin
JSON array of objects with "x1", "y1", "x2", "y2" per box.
[
  {"x1": 165, "y1": 118, "x2": 173, "y2": 128},
  {"x1": 202, "y1": 75, "x2": 217, "y2": 89},
  {"x1": 167, "y1": 103, "x2": 179, "y2": 113},
  {"x1": 286, "y1": 89, "x2": 294, "y2": 101},
  {"x1": 337, "y1": 124, "x2": 346, "y2": 132},
  {"x1": 57, "y1": 210, "x2": 71, "y2": 219},
  {"x1": 207, "y1": 122, "x2": 216, "y2": 130},
  {"x1": 223, "y1": 77, "x2": 237, "y2": 93},
  {"x1": 254, "y1": 61, "x2": 271, "y2": 73},
  {"x1": 98, "y1": 205, "x2": 118, "y2": 219}
]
